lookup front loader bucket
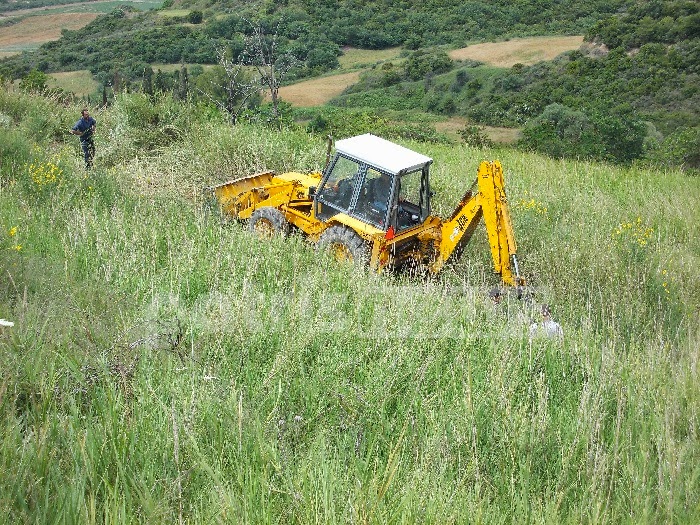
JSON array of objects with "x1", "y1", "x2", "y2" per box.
[{"x1": 212, "y1": 171, "x2": 275, "y2": 218}]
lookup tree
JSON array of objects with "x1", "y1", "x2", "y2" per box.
[
  {"x1": 142, "y1": 66, "x2": 154, "y2": 96},
  {"x1": 404, "y1": 50, "x2": 453, "y2": 81},
  {"x1": 520, "y1": 103, "x2": 600, "y2": 159},
  {"x1": 187, "y1": 10, "x2": 203, "y2": 24},
  {"x1": 19, "y1": 70, "x2": 48, "y2": 93},
  {"x1": 195, "y1": 47, "x2": 260, "y2": 125},
  {"x1": 153, "y1": 69, "x2": 169, "y2": 93},
  {"x1": 177, "y1": 64, "x2": 189, "y2": 101},
  {"x1": 239, "y1": 18, "x2": 299, "y2": 127},
  {"x1": 520, "y1": 103, "x2": 646, "y2": 163}
]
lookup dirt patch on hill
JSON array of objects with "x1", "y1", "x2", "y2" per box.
[
  {"x1": 0, "y1": 13, "x2": 97, "y2": 50},
  {"x1": 449, "y1": 36, "x2": 584, "y2": 67},
  {"x1": 435, "y1": 117, "x2": 521, "y2": 144},
  {"x1": 277, "y1": 71, "x2": 362, "y2": 107}
]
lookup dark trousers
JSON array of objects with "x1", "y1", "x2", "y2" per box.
[{"x1": 81, "y1": 138, "x2": 95, "y2": 168}]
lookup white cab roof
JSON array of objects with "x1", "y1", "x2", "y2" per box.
[{"x1": 334, "y1": 134, "x2": 432, "y2": 175}]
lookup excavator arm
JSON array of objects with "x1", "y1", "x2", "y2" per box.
[{"x1": 432, "y1": 160, "x2": 524, "y2": 287}]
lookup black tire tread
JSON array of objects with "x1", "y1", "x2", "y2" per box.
[
  {"x1": 248, "y1": 207, "x2": 290, "y2": 236},
  {"x1": 317, "y1": 225, "x2": 368, "y2": 265}
]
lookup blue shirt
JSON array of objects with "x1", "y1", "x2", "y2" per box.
[{"x1": 72, "y1": 116, "x2": 96, "y2": 142}]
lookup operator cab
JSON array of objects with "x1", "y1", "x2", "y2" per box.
[{"x1": 314, "y1": 134, "x2": 433, "y2": 232}]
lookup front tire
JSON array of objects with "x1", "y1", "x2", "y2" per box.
[
  {"x1": 248, "y1": 207, "x2": 289, "y2": 238},
  {"x1": 317, "y1": 225, "x2": 368, "y2": 265}
]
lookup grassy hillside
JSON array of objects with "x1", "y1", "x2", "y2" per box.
[
  {"x1": 0, "y1": 1, "x2": 162, "y2": 55},
  {"x1": 448, "y1": 36, "x2": 584, "y2": 67},
  {"x1": 1, "y1": 88, "x2": 699, "y2": 523},
  {"x1": 1, "y1": 0, "x2": 696, "y2": 169},
  {"x1": 0, "y1": 12, "x2": 98, "y2": 54}
]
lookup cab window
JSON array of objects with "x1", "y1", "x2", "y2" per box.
[
  {"x1": 353, "y1": 168, "x2": 393, "y2": 229},
  {"x1": 316, "y1": 155, "x2": 360, "y2": 220},
  {"x1": 396, "y1": 168, "x2": 425, "y2": 231}
]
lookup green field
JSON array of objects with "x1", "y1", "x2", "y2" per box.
[
  {"x1": 1, "y1": 87, "x2": 699, "y2": 523},
  {"x1": 1, "y1": 0, "x2": 162, "y2": 16},
  {"x1": 338, "y1": 47, "x2": 403, "y2": 70},
  {"x1": 157, "y1": 8, "x2": 191, "y2": 17},
  {"x1": 47, "y1": 69, "x2": 99, "y2": 96}
]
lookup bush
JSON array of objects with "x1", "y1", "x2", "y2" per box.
[
  {"x1": 404, "y1": 50, "x2": 453, "y2": 81},
  {"x1": 644, "y1": 125, "x2": 700, "y2": 172},
  {"x1": 18, "y1": 70, "x2": 47, "y2": 93},
  {"x1": 458, "y1": 125, "x2": 494, "y2": 148},
  {"x1": 520, "y1": 103, "x2": 647, "y2": 163},
  {"x1": 187, "y1": 10, "x2": 203, "y2": 24}
]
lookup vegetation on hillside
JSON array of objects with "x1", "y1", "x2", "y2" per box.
[
  {"x1": 1, "y1": 86, "x2": 699, "y2": 524},
  {"x1": 0, "y1": 0, "x2": 92, "y2": 11},
  {"x1": 333, "y1": 0, "x2": 700, "y2": 167},
  {"x1": 0, "y1": 0, "x2": 697, "y2": 167},
  {"x1": 0, "y1": 0, "x2": 630, "y2": 82}
]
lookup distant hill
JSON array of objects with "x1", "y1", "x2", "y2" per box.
[
  {"x1": 0, "y1": 0, "x2": 627, "y2": 81},
  {"x1": 0, "y1": 0, "x2": 697, "y2": 168}
]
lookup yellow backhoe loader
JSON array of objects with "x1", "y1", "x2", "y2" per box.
[{"x1": 213, "y1": 134, "x2": 525, "y2": 289}]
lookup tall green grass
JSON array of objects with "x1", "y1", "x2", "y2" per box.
[{"x1": 1, "y1": 88, "x2": 698, "y2": 523}]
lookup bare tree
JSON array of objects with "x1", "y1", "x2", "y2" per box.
[
  {"x1": 239, "y1": 18, "x2": 299, "y2": 127},
  {"x1": 197, "y1": 47, "x2": 260, "y2": 125}
]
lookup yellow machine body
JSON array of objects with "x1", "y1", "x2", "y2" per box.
[{"x1": 212, "y1": 135, "x2": 524, "y2": 287}]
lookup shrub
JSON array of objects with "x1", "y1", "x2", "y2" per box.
[
  {"x1": 458, "y1": 125, "x2": 494, "y2": 148},
  {"x1": 18, "y1": 70, "x2": 48, "y2": 93},
  {"x1": 520, "y1": 103, "x2": 647, "y2": 163},
  {"x1": 187, "y1": 10, "x2": 203, "y2": 24},
  {"x1": 644, "y1": 125, "x2": 700, "y2": 172},
  {"x1": 404, "y1": 50, "x2": 453, "y2": 81}
]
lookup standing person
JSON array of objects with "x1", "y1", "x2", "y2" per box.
[{"x1": 70, "y1": 108, "x2": 96, "y2": 169}]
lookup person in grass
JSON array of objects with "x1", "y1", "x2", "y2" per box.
[
  {"x1": 529, "y1": 303, "x2": 564, "y2": 341},
  {"x1": 70, "y1": 108, "x2": 97, "y2": 169}
]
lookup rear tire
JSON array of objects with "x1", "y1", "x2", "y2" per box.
[
  {"x1": 248, "y1": 207, "x2": 289, "y2": 238},
  {"x1": 317, "y1": 225, "x2": 368, "y2": 265}
]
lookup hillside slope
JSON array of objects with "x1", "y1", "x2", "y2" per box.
[
  {"x1": 1, "y1": 88, "x2": 699, "y2": 523},
  {"x1": 1, "y1": 0, "x2": 697, "y2": 169}
]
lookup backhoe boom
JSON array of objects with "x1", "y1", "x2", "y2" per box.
[{"x1": 434, "y1": 161, "x2": 523, "y2": 286}]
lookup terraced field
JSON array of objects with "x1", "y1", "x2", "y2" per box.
[
  {"x1": 0, "y1": 13, "x2": 98, "y2": 54},
  {"x1": 277, "y1": 71, "x2": 362, "y2": 107},
  {"x1": 449, "y1": 35, "x2": 584, "y2": 67}
]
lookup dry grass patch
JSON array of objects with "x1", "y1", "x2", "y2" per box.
[
  {"x1": 338, "y1": 46, "x2": 402, "y2": 69},
  {"x1": 435, "y1": 117, "x2": 521, "y2": 144},
  {"x1": 48, "y1": 70, "x2": 98, "y2": 97},
  {"x1": 157, "y1": 9, "x2": 190, "y2": 17},
  {"x1": 0, "y1": 13, "x2": 97, "y2": 51},
  {"x1": 276, "y1": 71, "x2": 362, "y2": 107},
  {"x1": 150, "y1": 63, "x2": 216, "y2": 73},
  {"x1": 483, "y1": 125, "x2": 522, "y2": 144},
  {"x1": 449, "y1": 36, "x2": 584, "y2": 67}
]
